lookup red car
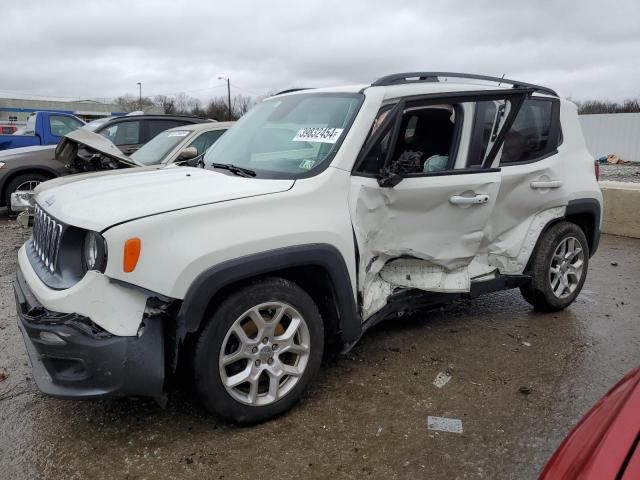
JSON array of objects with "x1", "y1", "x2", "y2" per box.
[
  {"x1": 540, "y1": 368, "x2": 640, "y2": 479},
  {"x1": 0, "y1": 125, "x2": 17, "y2": 134}
]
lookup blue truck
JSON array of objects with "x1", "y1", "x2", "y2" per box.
[{"x1": 0, "y1": 111, "x2": 85, "y2": 151}]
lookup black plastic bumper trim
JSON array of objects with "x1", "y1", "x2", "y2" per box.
[{"x1": 14, "y1": 266, "x2": 165, "y2": 402}]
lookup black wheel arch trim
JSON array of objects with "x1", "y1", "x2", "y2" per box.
[
  {"x1": 175, "y1": 243, "x2": 362, "y2": 349},
  {"x1": 565, "y1": 198, "x2": 601, "y2": 257}
]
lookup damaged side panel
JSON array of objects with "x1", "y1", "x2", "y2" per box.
[
  {"x1": 349, "y1": 174, "x2": 566, "y2": 320},
  {"x1": 349, "y1": 173, "x2": 502, "y2": 319}
]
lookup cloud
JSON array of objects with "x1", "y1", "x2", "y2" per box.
[{"x1": 2, "y1": 0, "x2": 639, "y2": 102}]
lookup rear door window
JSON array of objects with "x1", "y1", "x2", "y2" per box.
[{"x1": 501, "y1": 99, "x2": 558, "y2": 164}]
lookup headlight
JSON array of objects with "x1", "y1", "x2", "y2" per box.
[
  {"x1": 0, "y1": 162, "x2": 5, "y2": 169},
  {"x1": 83, "y1": 231, "x2": 108, "y2": 272}
]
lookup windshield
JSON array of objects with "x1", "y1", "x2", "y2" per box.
[
  {"x1": 203, "y1": 93, "x2": 363, "y2": 178},
  {"x1": 130, "y1": 129, "x2": 191, "y2": 165}
]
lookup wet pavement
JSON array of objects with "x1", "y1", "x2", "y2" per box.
[{"x1": 1, "y1": 207, "x2": 639, "y2": 479}]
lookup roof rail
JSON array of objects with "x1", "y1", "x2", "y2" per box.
[
  {"x1": 274, "y1": 88, "x2": 312, "y2": 96},
  {"x1": 371, "y1": 72, "x2": 558, "y2": 97}
]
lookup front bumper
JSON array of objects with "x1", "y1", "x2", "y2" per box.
[{"x1": 14, "y1": 265, "x2": 165, "y2": 401}]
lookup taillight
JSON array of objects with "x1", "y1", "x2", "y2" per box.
[{"x1": 594, "y1": 160, "x2": 600, "y2": 180}]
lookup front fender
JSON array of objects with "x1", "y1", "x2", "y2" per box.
[{"x1": 176, "y1": 243, "x2": 361, "y2": 346}]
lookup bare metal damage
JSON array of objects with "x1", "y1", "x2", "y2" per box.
[{"x1": 351, "y1": 181, "x2": 565, "y2": 319}]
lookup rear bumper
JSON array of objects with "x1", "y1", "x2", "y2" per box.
[{"x1": 14, "y1": 266, "x2": 165, "y2": 401}]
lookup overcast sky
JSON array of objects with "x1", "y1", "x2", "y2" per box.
[{"x1": 2, "y1": 0, "x2": 639, "y2": 104}]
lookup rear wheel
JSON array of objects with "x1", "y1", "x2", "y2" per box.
[
  {"x1": 193, "y1": 277, "x2": 324, "y2": 424},
  {"x1": 5, "y1": 173, "x2": 49, "y2": 213},
  {"x1": 520, "y1": 221, "x2": 589, "y2": 311}
]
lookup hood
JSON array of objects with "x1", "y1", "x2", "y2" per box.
[
  {"x1": 0, "y1": 144, "x2": 56, "y2": 162},
  {"x1": 34, "y1": 166, "x2": 294, "y2": 231},
  {"x1": 35, "y1": 165, "x2": 162, "y2": 192},
  {"x1": 57, "y1": 129, "x2": 142, "y2": 169}
]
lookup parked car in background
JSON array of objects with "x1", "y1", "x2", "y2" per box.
[
  {"x1": 0, "y1": 111, "x2": 85, "y2": 151},
  {"x1": 59, "y1": 121, "x2": 233, "y2": 172},
  {"x1": 96, "y1": 114, "x2": 210, "y2": 155},
  {"x1": 0, "y1": 115, "x2": 215, "y2": 212},
  {"x1": 1, "y1": 125, "x2": 18, "y2": 135},
  {"x1": 82, "y1": 116, "x2": 115, "y2": 132},
  {"x1": 540, "y1": 368, "x2": 640, "y2": 479},
  {"x1": 4, "y1": 122, "x2": 232, "y2": 213}
]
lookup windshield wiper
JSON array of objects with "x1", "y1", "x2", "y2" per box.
[{"x1": 211, "y1": 162, "x2": 256, "y2": 177}]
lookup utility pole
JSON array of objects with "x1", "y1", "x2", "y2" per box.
[
  {"x1": 137, "y1": 81, "x2": 142, "y2": 110},
  {"x1": 218, "y1": 76, "x2": 231, "y2": 120}
]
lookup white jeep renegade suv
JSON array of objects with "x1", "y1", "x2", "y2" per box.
[{"x1": 14, "y1": 72, "x2": 602, "y2": 424}]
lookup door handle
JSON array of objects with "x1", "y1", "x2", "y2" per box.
[
  {"x1": 530, "y1": 180, "x2": 562, "y2": 189},
  {"x1": 449, "y1": 194, "x2": 490, "y2": 205}
]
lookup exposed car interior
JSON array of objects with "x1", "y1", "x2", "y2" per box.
[{"x1": 390, "y1": 106, "x2": 456, "y2": 174}]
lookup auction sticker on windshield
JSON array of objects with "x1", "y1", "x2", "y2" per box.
[
  {"x1": 292, "y1": 127, "x2": 344, "y2": 144},
  {"x1": 168, "y1": 131, "x2": 190, "y2": 137}
]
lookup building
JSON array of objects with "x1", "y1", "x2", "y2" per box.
[{"x1": 0, "y1": 97, "x2": 162, "y2": 125}]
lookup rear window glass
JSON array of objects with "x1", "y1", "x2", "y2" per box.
[{"x1": 502, "y1": 99, "x2": 556, "y2": 164}]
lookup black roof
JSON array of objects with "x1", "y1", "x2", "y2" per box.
[
  {"x1": 371, "y1": 72, "x2": 558, "y2": 97},
  {"x1": 102, "y1": 114, "x2": 209, "y2": 124}
]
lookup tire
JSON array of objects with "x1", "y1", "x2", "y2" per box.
[
  {"x1": 5, "y1": 173, "x2": 49, "y2": 213},
  {"x1": 520, "y1": 221, "x2": 589, "y2": 312},
  {"x1": 193, "y1": 277, "x2": 324, "y2": 424}
]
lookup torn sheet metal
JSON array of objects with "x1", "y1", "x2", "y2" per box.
[
  {"x1": 485, "y1": 206, "x2": 565, "y2": 274},
  {"x1": 427, "y1": 416, "x2": 463, "y2": 434},
  {"x1": 349, "y1": 174, "x2": 501, "y2": 319},
  {"x1": 362, "y1": 258, "x2": 471, "y2": 318},
  {"x1": 350, "y1": 172, "x2": 567, "y2": 320}
]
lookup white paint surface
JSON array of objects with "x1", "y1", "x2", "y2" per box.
[{"x1": 427, "y1": 416, "x2": 463, "y2": 434}]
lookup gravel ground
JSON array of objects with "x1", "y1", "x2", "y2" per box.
[
  {"x1": 599, "y1": 162, "x2": 640, "y2": 183},
  {"x1": 1, "y1": 209, "x2": 639, "y2": 479}
]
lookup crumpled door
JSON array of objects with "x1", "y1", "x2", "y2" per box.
[
  {"x1": 349, "y1": 91, "x2": 528, "y2": 319},
  {"x1": 350, "y1": 172, "x2": 502, "y2": 318}
]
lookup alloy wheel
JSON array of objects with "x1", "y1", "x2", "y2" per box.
[
  {"x1": 549, "y1": 236, "x2": 585, "y2": 299},
  {"x1": 219, "y1": 302, "x2": 311, "y2": 406}
]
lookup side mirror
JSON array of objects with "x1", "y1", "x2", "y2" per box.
[{"x1": 177, "y1": 146, "x2": 198, "y2": 160}]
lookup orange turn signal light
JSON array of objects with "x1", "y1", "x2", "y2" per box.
[{"x1": 123, "y1": 238, "x2": 141, "y2": 272}]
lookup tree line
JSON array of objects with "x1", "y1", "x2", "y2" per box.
[
  {"x1": 576, "y1": 98, "x2": 640, "y2": 114},
  {"x1": 114, "y1": 92, "x2": 255, "y2": 120},
  {"x1": 115, "y1": 92, "x2": 640, "y2": 116}
]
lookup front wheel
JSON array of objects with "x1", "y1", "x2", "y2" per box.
[
  {"x1": 193, "y1": 277, "x2": 324, "y2": 424},
  {"x1": 520, "y1": 221, "x2": 589, "y2": 311}
]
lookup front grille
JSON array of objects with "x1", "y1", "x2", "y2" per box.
[{"x1": 32, "y1": 204, "x2": 63, "y2": 273}]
